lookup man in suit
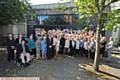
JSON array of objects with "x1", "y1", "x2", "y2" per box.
[
  {"x1": 46, "y1": 35, "x2": 53, "y2": 59},
  {"x1": 59, "y1": 35, "x2": 65, "y2": 55},
  {"x1": 7, "y1": 34, "x2": 15, "y2": 62},
  {"x1": 69, "y1": 35, "x2": 75, "y2": 56}
]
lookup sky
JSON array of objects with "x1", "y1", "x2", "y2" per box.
[{"x1": 29, "y1": 0, "x2": 69, "y2": 5}]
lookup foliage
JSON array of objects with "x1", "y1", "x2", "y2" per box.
[
  {"x1": 0, "y1": 0, "x2": 36, "y2": 25},
  {"x1": 73, "y1": 0, "x2": 120, "y2": 31}
]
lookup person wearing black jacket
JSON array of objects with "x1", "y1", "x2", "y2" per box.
[
  {"x1": 16, "y1": 40, "x2": 30, "y2": 66},
  {"x1": 7, "y1": 34, "x2": 15, "y2": 62},
  {"x1": 59, "y1": 35, "x2": 65, "y2": 55},
  {"x1": 15, "y1": 34, "x2": 25, "y2": 46},
  {"x1": 46, "y1": 35, "x2": 53, "y2": 59},
  {"x1": 69, "y1": 37, "x2": 75, "y2": 56}
]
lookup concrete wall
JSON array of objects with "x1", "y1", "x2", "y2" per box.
[{"x1": 0, "y1": 22, "x2": 27, "y2": 36}]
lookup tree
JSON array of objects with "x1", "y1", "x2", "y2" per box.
[
  {"x1": 0, "y1": 0, "x2": 36, "y2": 25},
  {"x1": 73, "y1": 0, "x2": 120, "y2": 71}
]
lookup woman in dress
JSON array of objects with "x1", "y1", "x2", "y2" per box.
[{"x1": 40, "y1": 36, "x2": 47, "y2": 59}]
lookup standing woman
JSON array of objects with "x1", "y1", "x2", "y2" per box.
[
  {"x1": 40, "y1": 36, "x2": 47, "y2": 59},
  {"x1": 7, "y1": 34, "x2": 15, "y2": 62},
  {"x1": 55, "y1": 36, "x2": 60, "y2": 56},
  {"x1": 35, "y1": 33, "x2": 41, "y2": 60},
  {"x1": 28, "y1": 34, "x2": 36, "y2": 59},
  {"x1": 53, "y1": 35, "x2": 57, "y2": 57},
  {"x1": 106, "y1": 37, "x2": 113, "y2": 61}
]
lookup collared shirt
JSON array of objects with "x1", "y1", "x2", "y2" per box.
[
  {"x1": 80, "y1": 40, "x2": 84, "y2": 48},
  {"x1": 72, "y1": 40, "x2": 75, "y2": 47},
  {"x1": 106, "y1": 41, "x2": 113, "y2": 50},
  {"x1": 84, "y1": 41, "x2": 88, "y2": 50},
  {"x1": 53, "y1": 37, "x2": 57, "y2": 46},
  {"x1": 19, "y1": 38, "x2": 22, "y2": 44},
  {"x1": 65, "y1": 39, "x2": 70, "y2": 48},
  {"x1": 76, "y1": 40, "x2": 80, "y2": 49}
]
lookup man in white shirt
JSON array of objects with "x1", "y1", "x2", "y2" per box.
[
  {"x1": 84, "y1": 38, "x2": 89, "y2": 57},
  {"x1": 75, "y1": 37, "x2": 80, "y2": 55},
  {"x1": 64, "y1": 36, "x2": 70, "y2": 55}
]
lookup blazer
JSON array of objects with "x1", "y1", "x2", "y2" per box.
[
  {"x1": 60, "y1": 37, "x2": 65, "y2": 48},
  {"x1": 46, "y1": 37, "x2": 53, "y2": 48},
  {"x1": 70, "y1": 40, "x2": 75, "y2": 49},
  {"x1": 16, "y1": 44, "x2": 30, "y2": 55},
  {"x1": 15, "y1": 37, "x2": 25, "y2": 46},
  {"x1": 7, "y1": 37, "x2": 15, "y2": 52}
]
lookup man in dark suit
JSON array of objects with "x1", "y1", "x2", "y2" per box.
[
  {"x1": 59, "y1": 35, "x2": 65, "y2": 55},
  {"x1": 69, "y1": 37, "x2": 75, "y2": 56},
  {"x1": 7, "y1": 34, "x2": 15, "y2": 62},
  {"x1": 46, "y1": 35, "x2": 53, "y2": 59}
]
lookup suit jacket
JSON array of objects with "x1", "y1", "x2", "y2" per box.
[
  {"x1": 16, "y1": 44, "x2": 30, "y2": 55},
  {"x1": 70, "y1": 40, "x2": 75, "y2": 49},
  {"x1": 46, "y1": 37, "x2": 53, "y2": 48},
  {"x1": 7, "y1": 37, "x2": 15, "y2": 52},
  {"x1": 15, "y1": 37, "x2": 25, "y2": 46},
  {"x1": 60, "y1": 37, "x2": 65, "y2": 48}
]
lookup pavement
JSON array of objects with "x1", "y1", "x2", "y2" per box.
[
  {"x1": 0, "y1": 50, "x2": 120, "y2": 80},
  {"x1": 15, "y1": 56, "x2": 101, "y2": 80},
  {"x1": 0, "y1": 51, "x2": 101, "y2": 80}
]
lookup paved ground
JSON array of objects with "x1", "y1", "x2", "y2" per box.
[
  {"x1": 2, "y1": 50, "x2": 120, "y2": 80},
  {"x1": 0, "y1": 51, "x2": 102, "y2": 80},
  {"x1": 15, "y1": 56, "x2": 99, "y2": 80}
]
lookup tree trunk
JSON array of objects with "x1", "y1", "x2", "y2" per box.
[
  {"x1": 93, "y1": 28, "x2": 100, "y2": 71},
  {"x1": 93, "y1": 13, "x2": 101, "y2": 71}
]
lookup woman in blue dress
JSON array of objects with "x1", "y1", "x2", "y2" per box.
[{"x1": 40, "y1": 36, "x2": 47, "y2": 59}]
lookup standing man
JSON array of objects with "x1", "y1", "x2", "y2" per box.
[
  {"x1": 59, "y1": 35, "x2": 65, "y2": 55},
  {"x1": 69, "y1": 35, "x2": 75, "y2": 56},
  {"x1": 46, "y1": 34, "x2": 53, "y2": 59},
  {"x1": 7, "y1": 34, "x2": 15, "y2": 62}
]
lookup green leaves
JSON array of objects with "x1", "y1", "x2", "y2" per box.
[
  {"x1": 104, "y1": 8, "x2": 120, "y2": 31},
  {"x1": 73, "y1": 0, "x2": 120, "y2": 31},
  {"x1": 0, "y1": 0, "x2": 35, "y2": 25}
]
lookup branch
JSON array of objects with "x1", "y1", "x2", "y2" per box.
[
  {"x1": 102, "y1": 0, "x2": 119, "y2": 11},
  {"x1": 95, "y1": 0, "x2": 100, "y2": 13}
]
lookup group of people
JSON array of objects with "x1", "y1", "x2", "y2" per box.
[{"x1": 6, "y1": 28, "x2": 113, "y2": 67}]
